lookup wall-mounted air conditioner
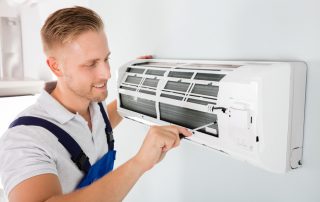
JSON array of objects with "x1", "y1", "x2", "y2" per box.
[{"x1": 116, "y1": 59, "x2": 307, "y2": 173}]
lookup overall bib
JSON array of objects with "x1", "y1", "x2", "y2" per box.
[{"x1": 9, "y1": 102, "x2": 116, "y2": 189}]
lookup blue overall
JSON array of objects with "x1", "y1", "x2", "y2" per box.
[{"x1": 9, "y1": 102, "x2": 116, "y2": 189}]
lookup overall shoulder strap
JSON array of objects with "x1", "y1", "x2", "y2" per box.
[
  {"x1": 9, "y1": 116, "x2": 91, "y2": 174},
  {"x1": 98, "y1": 102, "x2": 114, "y2": 151}
]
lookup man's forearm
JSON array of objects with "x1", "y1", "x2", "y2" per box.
[
  {"x1": 107, "y1": 99, "x2": 123, "y2": 129},
  {"x1": 47, "y1": 157, "x2": 145, "y2": 202}
]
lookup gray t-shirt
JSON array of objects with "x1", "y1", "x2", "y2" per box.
[{"x1": 0, "y1": 83, "x2": 109, "y2": 196}]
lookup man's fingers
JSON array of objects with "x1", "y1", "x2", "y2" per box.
[
  {"x1": 157, "y1": 130, "x2": 178, "y2": 151},
  {"x1": 162, "y1": 125, "x2": 192, "y2": 138},
  {"x1": 177, "y1": 126, "x2": 192, "y2": 137},
  {"x1": 149, "y1": 125, "x2": 192, "y2": 152},
  {"x1": 137, "y1": 55, "x2": 153, "y2": 59},
  {"x1": 160, "y1": 125, "x2": 192, "y2": 148},
  {"x1": 136, "y1": 124, "x2": 192, "y2": 171}
]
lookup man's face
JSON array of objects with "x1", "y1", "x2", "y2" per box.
[{"x1": 56, "y1": 30, "x2": 111, "y2": 102}]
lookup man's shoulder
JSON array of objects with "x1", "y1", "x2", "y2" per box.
[
  {"x1": 2, "y1": 115, "x2": 58, "y2": 143},
  {"x1": 16, "y1": 101, "x2": 47, "y2": 118},
  {"x1": 1, "y1": 102, "x2": 58, "y2": 143}
]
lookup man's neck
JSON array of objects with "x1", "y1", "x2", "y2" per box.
[{"x1": 50, "y1": 82, "x2": 90, "y2": 117}]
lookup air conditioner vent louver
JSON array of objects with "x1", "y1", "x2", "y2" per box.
[
  {"x1": 126, "y1": 68, "x2": 145, "y2": 74},
  {"x1": 142, "y1": 78, "x2": 159, "y2": 87},
  {"x1": 168, "y1": 71, "x2": 194, "y2": 79},
  {"x1": 164, "y1": 81, "x2": 190, "y2": 92},
  {"x1": 120, "y1": 94, "x2": 157, "y2": 118},
  {"x1": 194, "y1": 73, "x2": 225, "y2": 81},
  {"x1": 145, "y1": 69, "x2": 165, "y2": 76},
  {"x1": 191, "y1": 84, "x2": 219, "y2": 97},
  {"x1": 117, "y1": 59, "x2": 307, "y2": 173},
  {"x1": 125, "y1": 76, "x2": 142, "y2": 85}
]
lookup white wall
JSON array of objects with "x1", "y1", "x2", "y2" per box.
[
  {"x1": 91, "y1": 0, "x2": 320, "y2": 201},
  {"x1": 0, "y1": 1, "x2": 18, "y2": 17},
  {"x1": 20, "y1": 0, "x2": 90, "y2": 81}
]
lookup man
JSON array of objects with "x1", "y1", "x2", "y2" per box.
[{"x1": 0, "y1": 6, "x2": 191, "y2": 202}]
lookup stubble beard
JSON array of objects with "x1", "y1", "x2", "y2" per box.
[
  {"x1": 91, "y1": 89, "x2": 108, "y2": 102},
  {"x1": 64, "y1": 73, "x2": 108, "y2": 103},
  {"x1": 67, "y1": 82, "x2": 108, "y2": 103}
]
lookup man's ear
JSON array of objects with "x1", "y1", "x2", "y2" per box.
[{"x1": 47, "y1": 57, "x2": 63, "y2": 77}]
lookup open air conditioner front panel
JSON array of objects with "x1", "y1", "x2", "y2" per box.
[{"x1": 117, "y1": 59, "x2": 307, "y2": 173}]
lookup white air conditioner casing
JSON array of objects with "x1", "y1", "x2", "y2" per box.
[{"x1": 116, "y1": 59, "x2": 307, "y2": 173}]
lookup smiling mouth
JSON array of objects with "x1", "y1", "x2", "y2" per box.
[{"x1": 93, "y1": 83, "x2": 106, "y2": 89}]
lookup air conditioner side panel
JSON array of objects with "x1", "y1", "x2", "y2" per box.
[
  {"x1": 289, "y1": 62, "x2": 307, "y2": 169},
  {"x1": 218, "y1": 64, "x2": 292, "y2": 173}
]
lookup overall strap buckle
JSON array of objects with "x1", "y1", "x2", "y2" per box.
[
  {"x1": 98, "y1": 102, "x2": 115, "y2": 151},
  {"x1": 72, "y1": 151, "x2": 90, "y2": 172}
]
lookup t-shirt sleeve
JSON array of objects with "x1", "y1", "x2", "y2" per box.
[{"x1": 0, "y1": 126, "x2": 58, "y2": 196}]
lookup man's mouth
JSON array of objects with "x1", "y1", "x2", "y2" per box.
[{"x1": 93, "y1": 83, "x2": 106, "y2": 88}]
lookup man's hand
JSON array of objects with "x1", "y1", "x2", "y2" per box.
[
  {"x1": 137, "y1": 55, "x2": 153, "y2": 59},
  {"x1": 134, "y1": 125, "x2": 192, "y2": 172}
]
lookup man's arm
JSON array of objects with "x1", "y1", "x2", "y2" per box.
[
  {"x1": 107, "y1": 99, "x2": 123, "y2": 129},
  {"x1": 9, "y1": 125, "x2": 192, "y2": 202},
  {"x1": 9, "y1": 156, "x2": 144, "y2": 202}
]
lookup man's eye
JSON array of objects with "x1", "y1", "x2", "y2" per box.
[
  {"x1": 104, "y1": 57, "x2": 110, "y2": 62},
  {"x1": 88, "y1": 63, "x2": 97, "y2": 67}
]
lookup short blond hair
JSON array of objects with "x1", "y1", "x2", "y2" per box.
[{"x1": 41, "y1": 6, "x2": 104, "y2": 54}]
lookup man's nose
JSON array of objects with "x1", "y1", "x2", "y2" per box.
[{"x1": 99, "y1": 61, "x2": 111, "y2": 80}]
